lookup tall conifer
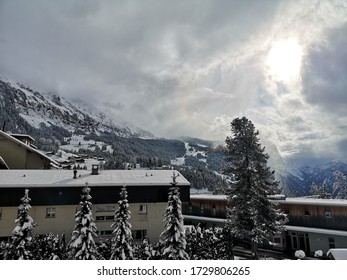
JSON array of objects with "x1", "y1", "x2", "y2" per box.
[{"x1": 223, "y1": 117, "x2": 287, "y2": 259}]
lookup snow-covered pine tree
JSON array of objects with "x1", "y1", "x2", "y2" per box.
[
  {"x1": 160, "y1": 172, "x2": 189, "y2": 260},
  {"x1": 223, "y1": 117, "x2": 287, "y2": 259},
  {"x1": 68, "y1": 182, "x2": 100, "y2": 260},
  {"x1": 7, "y1": 188, "x2": 36, "y2": 259},
  {"x1": 333, "y1": 171, "x2": 347, "y2": 199},
  {"x1": 110, "y1": 185, "x2": 133, "y2": 260}
]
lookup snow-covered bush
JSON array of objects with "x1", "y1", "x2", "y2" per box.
[{"x1": 295, "y1": 250, "x2": 306, "y2": 259}]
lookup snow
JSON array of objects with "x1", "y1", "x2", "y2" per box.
[
  {"x1": 0, "y1": 169, "x2": 191, "y2": 187},
  {"x1": 327, "y1": 248, "x2": 347, "y2": 260},
  {"x1": 285, "y1": 225, "x2": 347, "y2": 237},
  {"x1": 170, "y1": 142, "x2": 207, "y2": 166}
]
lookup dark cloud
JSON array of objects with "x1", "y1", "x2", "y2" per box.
[{"x1": 302, "y1": 23, "x2": 347, "y2": 114}]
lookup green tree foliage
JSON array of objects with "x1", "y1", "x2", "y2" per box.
[{"x1": 223, "y1": 117, "x2": 287, "y2": 259}]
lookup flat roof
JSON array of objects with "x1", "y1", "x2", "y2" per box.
[
  {"x1": 189, "y1": 194, "x2": 347, "y2": 207},
  {"x1": 281, "y1": 197, "x2": 347, "y2": 207},
  {"x1": 0, "y1": 169, "x2": 190, "y2": 188},
  {"x1": 285, "y1": 225, "x2": 347, "y2": 237}
]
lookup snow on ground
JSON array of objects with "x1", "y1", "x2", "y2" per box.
[
  {"x1": 60, "y1": 134, "x2": 113, "y2": 154},
  {"x1": 170, "y1": 142, "x2": 207, "y2": 166}
]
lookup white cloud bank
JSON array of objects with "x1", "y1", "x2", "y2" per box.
[{"x1": 1, "y1": 0, "x2": 347, "y2": 167}]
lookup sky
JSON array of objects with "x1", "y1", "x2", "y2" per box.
[{"x1": 0, "y1": 0, "x2": 347, "y2": 168}]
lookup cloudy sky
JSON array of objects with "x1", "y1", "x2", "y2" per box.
[{"x1": 1, "y1": 0, "x2": 347, "y2": 168}]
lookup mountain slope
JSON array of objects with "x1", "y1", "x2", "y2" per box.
[{"x1": 0, "y1": 78, "x2": 154, "y2": 139}]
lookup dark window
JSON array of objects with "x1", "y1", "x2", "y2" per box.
[
  {"x1": 133, "y1": 230, "x2": 147, "y2": 240},
  {"x1": 46, "y1": 207, "x2": 56, "y2": 218},
  {"x1": 0, "y1": 208, "x2": 2, "y2": 220},
  {"x1": 304, "y1": 210, "x2": 310, "y2": 216},
  {"x1": 325, "y1": 210, "x2": 332, "y2": 218},
  {"x1": 139, "y1": 205, "x2": 147, "y2": 214},
  {"x1": 329, "y1": 237, "x2": 335, "y2": 248}
]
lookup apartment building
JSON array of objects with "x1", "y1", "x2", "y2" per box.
[
  {"x1": 0, "y1": 169, "x2": 190, "y2": 242},
  {"x1": 183, "y1": 194, "x2": 347, "y2": 255}
]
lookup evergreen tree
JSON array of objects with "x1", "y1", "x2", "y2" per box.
[
  {"x1": 7, "y1": 189, "x2": 36, "y2": 259},
  {"x1": 68, "y1": 182, "x2": 99, "y2": 260},
  {"x1": 333, "y1": 171, "x2": 347, "y2": 199},
  {"x1": 223, "y1": 117, "x2": 287, "y2": 259},
  {"x1": 160, "y1": 172, "x2": 189, "y2": 260},
  {"x1": 110, "y1": 186, "x2": 133, "y2": 260}
]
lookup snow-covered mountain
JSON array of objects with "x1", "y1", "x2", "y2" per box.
[
  {"x1": 280, "y1": 160, "x2": 347, "y2": 197},
  {"x1": 0, "y1": 77, "x2": 154, "y2": 139}
]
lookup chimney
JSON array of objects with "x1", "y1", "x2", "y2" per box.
[
  {"x1": 73, "y1": 169, "x2": 77, "y2": 179},
  {"x1": 91, "y1": 164, "x2": 99, "y2": 175}
]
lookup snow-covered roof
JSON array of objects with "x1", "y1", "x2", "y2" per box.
[
  {"x1": 190, "y1": 194, "x2": 228, "y2": 201},
  {"x1": 184, "y1": 215, "x2": 226, "y2": 223},
  {"x1": 189, "y1": 194, "x2": 347, "y2": 207},
  {"x1": 0, "y1": 130, "x2": 59, "y2": 167},
  {"x1": 0, "y1": 169, "x2": 190, "y2": 188},
  {"x1": 281, "y1": 197, "x2": 347, "y2": 207},
  {"x1": 285, "y1": 225, "x2": 347, "y2": 237},
  {"x1": 327, "y1": 249, "x2": 347, "y2": 260}
]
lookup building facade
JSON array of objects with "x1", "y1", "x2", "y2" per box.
[
  {"x1": 0, "y1": 169, "x2": 190, "y2": 243},
  {"x1": 0, "y1": 130, "x2": 58, "y2": 169},
  {"x1": 183, "y1": 194, "x2": 347, "y2": 256}
]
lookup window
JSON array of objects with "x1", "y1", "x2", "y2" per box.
[
  {"x1": 329, "y1": 237, "x2": 335, "y2": 248},
  {"x1": 139, "y1": 205, "x2": 147, "y2": 214},
  {"x1": 324, "y1": 210, "x2": 332, "y2": 218},
  {"x1": 0, "y1": 208, "x2": 2, "y2": 220},
  {"x1": 273, "y1": 237, "x2": 282, "y2": 244},
  {"x1": 212, "y1": 205, "x2": 216, "y2": 216},
  {"x1": 200, "y1": 203, "x2": 204, "y2": 213},
  {"x1": 133, "y1": 230, "x2": 147, "y2": 240},
  {"x1": 97, "y1": 230, "x2": 113, "y2": 236},
  {"x1": 96, "y1": 215, "x2": 114, "y2": 222},
  {"x1": 46, "y1": 207, "x2": 56, "y2": 218},
  {"x1": 303, "y1": 210, "x2": 310, "y2": 216},
  {"x1": 95, "y1": 206, "x2": 115, "y2": 212}
]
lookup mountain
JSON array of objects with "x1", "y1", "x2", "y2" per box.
[
  {"x1": 281, "y1": 160, "x2": 347, "y2": 197},
  {"x1": 0, "y1": 78, "x2": 154, "y2": 139},
  {"x1": 2, "y1": 78, "x2": 346, "y2": 196}
]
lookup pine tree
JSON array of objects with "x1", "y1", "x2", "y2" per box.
[
  {"x1": 7, "y1": 189, "x2": 36, "y2": 259},
  {"x1": 68, "y1": 182, "x2": 99, "y2": 260},
  {"x1": 223, "y1": 117, "x2": 287, "y2": 259},
  {"x1": 160, "y1": 172, "x2": 189, "y2": 260},
  {"x1": 110, "y1": 185, "x2": 133, "y2": 260},
  {"x1": 333, "y1": 171, "x2": 347, "y2": 199}
]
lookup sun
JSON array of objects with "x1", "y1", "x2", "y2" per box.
[{"x1": 266, "y1": 39, "x2": 303, "y2": 82}]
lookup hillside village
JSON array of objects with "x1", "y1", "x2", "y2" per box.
[{"x1": 1, "y1": 126, "x2": 347, "y2": 260}]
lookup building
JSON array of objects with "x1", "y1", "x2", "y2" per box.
[
  {"x1": 183, "y1": 194, "x2": 347, "y2": 256},
  {"x1": 0, "y1": 169, "x2": 190, "y2": 243},
  {"x1": 0, "y1": 130, "x2": 58, "y2": 169}
]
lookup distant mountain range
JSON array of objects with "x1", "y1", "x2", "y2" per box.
[{"x1": 1, "y1": 77, "x2": 346, "y2": 196}]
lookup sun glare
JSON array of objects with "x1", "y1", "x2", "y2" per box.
[{"x1": 266, "y1": 39, "x2": 302, "y2": 82}]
